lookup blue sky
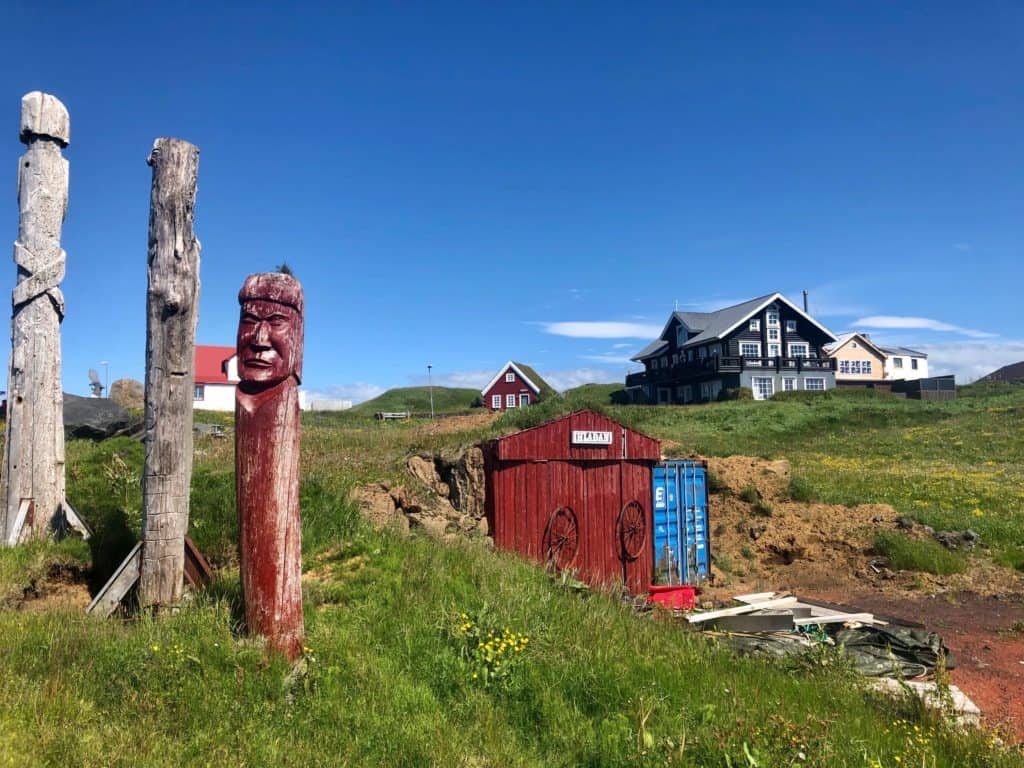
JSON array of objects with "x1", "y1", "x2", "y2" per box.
[{"x1": 2, "y1": 2, "x2": 1022, "y2": 401}]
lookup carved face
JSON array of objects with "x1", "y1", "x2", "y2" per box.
[{"x1": 237, "y1": 299, "x2": 301, "y2": 387}]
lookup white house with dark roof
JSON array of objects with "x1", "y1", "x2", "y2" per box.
[
  {"x1": 879, "y1": 345, "x2": 928, "y2": 380},
  {"x1": 626, "y1": 292, "x2": 838, "y2": 403}
]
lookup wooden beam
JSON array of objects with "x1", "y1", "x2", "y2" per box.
[
  {"x1": 138, "y1": 138, "x2": 200, "y2": 611},
  {"x1": 2, "y1": 92, "x2": 70, "y2": 543},
  {"x1": 687, "y1": 596, "x2": 798, "y2": 624},
  {"x1": 86, "y1": 541, "x2": 141, "y2": 617},
  {"x1": 793, "y1": 613, "x2": 877, "y2": 626}
]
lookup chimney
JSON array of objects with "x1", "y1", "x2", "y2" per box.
[{"x1": 802, "y1": 290, "x2": 809, "y2": 313}]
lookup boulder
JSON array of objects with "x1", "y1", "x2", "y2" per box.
[
  {"x1": 443, "y1": 447, "x2": 486, "y2": 520},
  {"x1": 109, "y1": 378, "x2": 144, "y2": 410},
  {"x1": 349, "y1": 483, "x2": 409, "y2": 533},
  {"x1": 63, "y1": 393, "x2": 143, "y2": 440}
]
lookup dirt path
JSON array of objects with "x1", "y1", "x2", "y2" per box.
[{"x1": 803, "y1": 589, "x2": 1024, "y2": 742}]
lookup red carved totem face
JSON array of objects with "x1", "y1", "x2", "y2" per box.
[
  {"x1": 237, "y1": 299, "x2": 301, "y2": 387},
  {"x1": 236, "y1": 272, "x2": 304, "y2": 389}
]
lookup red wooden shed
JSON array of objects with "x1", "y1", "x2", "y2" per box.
[{"x1": 481, "y1": 409, "x2": 661, "y2": 594}]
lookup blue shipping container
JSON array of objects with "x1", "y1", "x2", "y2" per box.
[{"x1": 652, "y1": 460, "x2": 710, "y2": 584}]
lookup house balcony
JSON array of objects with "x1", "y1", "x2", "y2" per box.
[{"x1": 626, "y1": 356, "x2": 837, "y2": 388}]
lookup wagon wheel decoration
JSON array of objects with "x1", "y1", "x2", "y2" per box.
[
  {"x1": 543, "y1": 506, "x2": 580, "y2": 571},
  {"x1": 617, "y1": 500, "x2": 646, "y2": 561}
]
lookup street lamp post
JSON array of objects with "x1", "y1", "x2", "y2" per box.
[
  {"x1": 427, "y1": 364, "x2": 434, "y2": 419},
  {"x1": 100, "y1": 360, "x2": 109, "y2": 398}
]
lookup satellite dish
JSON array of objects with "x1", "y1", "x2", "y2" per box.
[{"x1": 88, "y1": 369, "x2": 103, "y2": 397}]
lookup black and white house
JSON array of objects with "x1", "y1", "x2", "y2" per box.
[{"x1": 625, "y1": 293, "x2": 838, "y2": 403}]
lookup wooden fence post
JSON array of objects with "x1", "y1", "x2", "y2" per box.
[
  {"x1": 138, "y1": 138, "x2": 200, "y2": 610},
  {"x1": 235, "y1": 272, "x2": 304, "y2": 659},
  {"x1": 1, "y1": 92, "x2": 70, "y2": 544}
]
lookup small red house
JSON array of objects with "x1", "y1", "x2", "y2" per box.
[
  {"x1": 480, "y1": 360, "x2": 554, "y2": 411},
  {"x1": 481, "y1": 409, "x2": 661, "y2": 593}
]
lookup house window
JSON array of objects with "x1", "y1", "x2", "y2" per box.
[
  {"x1": 519, "y1": 393, "x2": 530, "y2": 407},
  {"x1": 672, "y1": 353, "x2": 678, "y2": 365},
  {"x1": 698, "y1": 347, "x2": 707, "y2": 359},
  {"x1": 682, "y1": 385, "x2": 692, "y2": 403},
  {"x1": 194, "y1": 384, "x2": 205, "y2": 401},
  {"x1": 804, "y1": 378, "x2": 825, "y2": 391},
  {"x1": 505, "y1": 372, "x2": 515, "y2": 383},
  {"x1": 766, "y1": 310, "x2": 779, "y2": 327},
  {"x1": 709, "y1": 344, "x2": 721, "y2": 357},
  {"x1": 752, "y1": 377, "x2": 774, "y2": 400},
  {"x1": 783, "y1": 378, "x2": 797, "y2": 391},
  {"x1": 786, "y1": 320, "x2": 797, "y2": 333},
  {"x1": 863, "y1": 360, "x2": 872, "y2": 375},
  {"x1": 700, "y1": 382, "x2": 711, "y2": 400},
  {"x1": 911, "y1": 359, "x2": 918, "y2": 370},
  {"x1": 839, "y1": 360, "x2": 850, "y2": 374},
  {"x1": 506, "y1": 394, "x2": 516, "y2": 408},
  {"x1": 767, "y1": 328, "x2": 779, "y2": 341},
  {"x1": 788, "y1": 343, "x2": 809, "y2": 358},
  {"x1": 660, "y1": 356, "x2": 668, "y2": 368},
  {"x1": 740, "y1": 342, "x2": 761, "y2": 358},
  {"x1": 850, "y1": 361, "x2": 861, "y2": 374},
  {"x1": 687, "y1": 350, "x2": 694, "y2": 362},
  {"x1": 768, "y1": 343, "x2": 781, "y2": 358},
  {"x1": 677, "y1": 327, "x2": 687, "y2": 346},
  {"x1": 893, "y1": 357, "x2": 904, "y2": 369},
  {"x1": 491, "y1": 394, "x2": 501, "y2": 409},
  {"x1": 749, "y1": 319, "x2": 761, "y2": 331}
]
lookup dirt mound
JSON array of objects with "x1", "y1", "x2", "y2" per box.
[{"x1": 703, "y1": 456, "x2": 1023, "y2": 601}]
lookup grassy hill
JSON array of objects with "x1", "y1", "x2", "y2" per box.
[
  {"x1": 1, "y1": 385, "x2": 1022, "y2": 765},
  {"x1": 349, "y1": 385, "x2": 480, "y2": 415}
]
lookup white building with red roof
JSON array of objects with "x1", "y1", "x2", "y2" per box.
[{"x1": 193, "y1": 345, "x2": 239, "y2": 412}]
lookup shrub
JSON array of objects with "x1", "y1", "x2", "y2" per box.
[
  {"x1": 873, "y1": 532, "x2": 966, "y2": 575},
  {"x1": 787, "y1": 475, "x2": 817, "y2": 503},
  {"x1": 718, "y1": 387, "x2": 753, "y2": 401},
  {"x1": 739, "y1": 484, "x2": 760, "y2": 504}
]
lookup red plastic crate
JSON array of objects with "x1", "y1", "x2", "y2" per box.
[{"x1": 647, "y1": 585, "x2": 698, "y2": 610}]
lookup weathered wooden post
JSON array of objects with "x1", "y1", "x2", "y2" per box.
[
  {"x1": 138, "y1": 138, "x2": 200, "y2": 610},
  {"x1": 2, "y1": 92, "x2": 70, "y2": 544},
  {"x1": 235, "y1": 272, "x2": 304, "y2": 659}
]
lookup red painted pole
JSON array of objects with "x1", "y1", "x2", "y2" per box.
[{"x1": 235, "y1": 272, "x2": 305, "y2": 660}]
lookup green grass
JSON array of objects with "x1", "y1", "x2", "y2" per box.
[
  {"x1": 1, "y1": 385, "x2": 1023, "y2": 765},
  {"x1": 872, "y1": 531, "x2": 968, "y2": 576},
  {"x1": 349, "y1": 386, "x2": 481, "y2": 415}
]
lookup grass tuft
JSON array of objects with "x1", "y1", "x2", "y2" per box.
[{"x1": 873, "y1": 531, "x2": 967, "y2": 575}]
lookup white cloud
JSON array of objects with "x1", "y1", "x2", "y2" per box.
[
  {"x1": 612, "y1": 343, "x2": 634, "y2": 349},
  {"x1": 302, "y1": 382, "x2": 386, "y2": 405},
  {"x1": 543, "y1": 367, "x2": 622, "y2": 391},
  {"x1": 914, "y1": 340, "x2": 1024, "y2": 383},
  {"x1": 539, "y1": 321, "x2": 662, "y2": 339},
  {"x1": 414, "y1": 369, "x2": 493, "y2": 389},
  {"x1": 855, "y1": 315, "x2": 997, "y2": 339},
  {"x1": 580, "y1": 354, "x2": 635, "y2": 365}
]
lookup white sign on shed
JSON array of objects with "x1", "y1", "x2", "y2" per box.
[{"x1": 571, "y1": 430, "x2": 613, "y2": 446}]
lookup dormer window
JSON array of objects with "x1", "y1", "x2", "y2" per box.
[
  {"x1": 677, "y1": 326, "x2": 687, "y2": 346},
  {"x1": 749, "y1": 319, "x2": 761, "y2": 331},
  {"x1": 766, "y1": 310, "x2": 779, "y2": 327}
]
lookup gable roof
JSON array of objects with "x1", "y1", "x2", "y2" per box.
[
  {"x1": 632, "y1": 292, "x2": 837, "y2": 361},
  {"x1": 195, "y1": 345, "x2": 237, "y2": 385},
  {"x1": 823, "y1": 332, "x2": 888, "y2": 359},
  {"x1": 480, "y1": 361, "x2": 556, "y2": 399},
  {"x1": 878, "y1": 345, "x2": 927, "y2": 359}
]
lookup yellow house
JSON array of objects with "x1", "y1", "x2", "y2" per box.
[{"x1": 824, "y1": 333, "x2": 888, "y2": 385}]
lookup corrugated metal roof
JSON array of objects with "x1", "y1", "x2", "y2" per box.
[
  {"x1": 195, "y1": 345, "x2": 236, "y2": 384},
  {"x1": 879, "y1": 345, "x2": 928, "y2": 358}
]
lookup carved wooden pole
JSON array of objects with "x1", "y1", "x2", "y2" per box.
[
  {"x1": 138, "y1": 139, "x2": 200, "y2": 610},
  {"x1": 236, "y1": 272, "x2": 304, "y2": 659},
  {"x1": 2, "y1": 92, "x2": 70, "y2": 544}
]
